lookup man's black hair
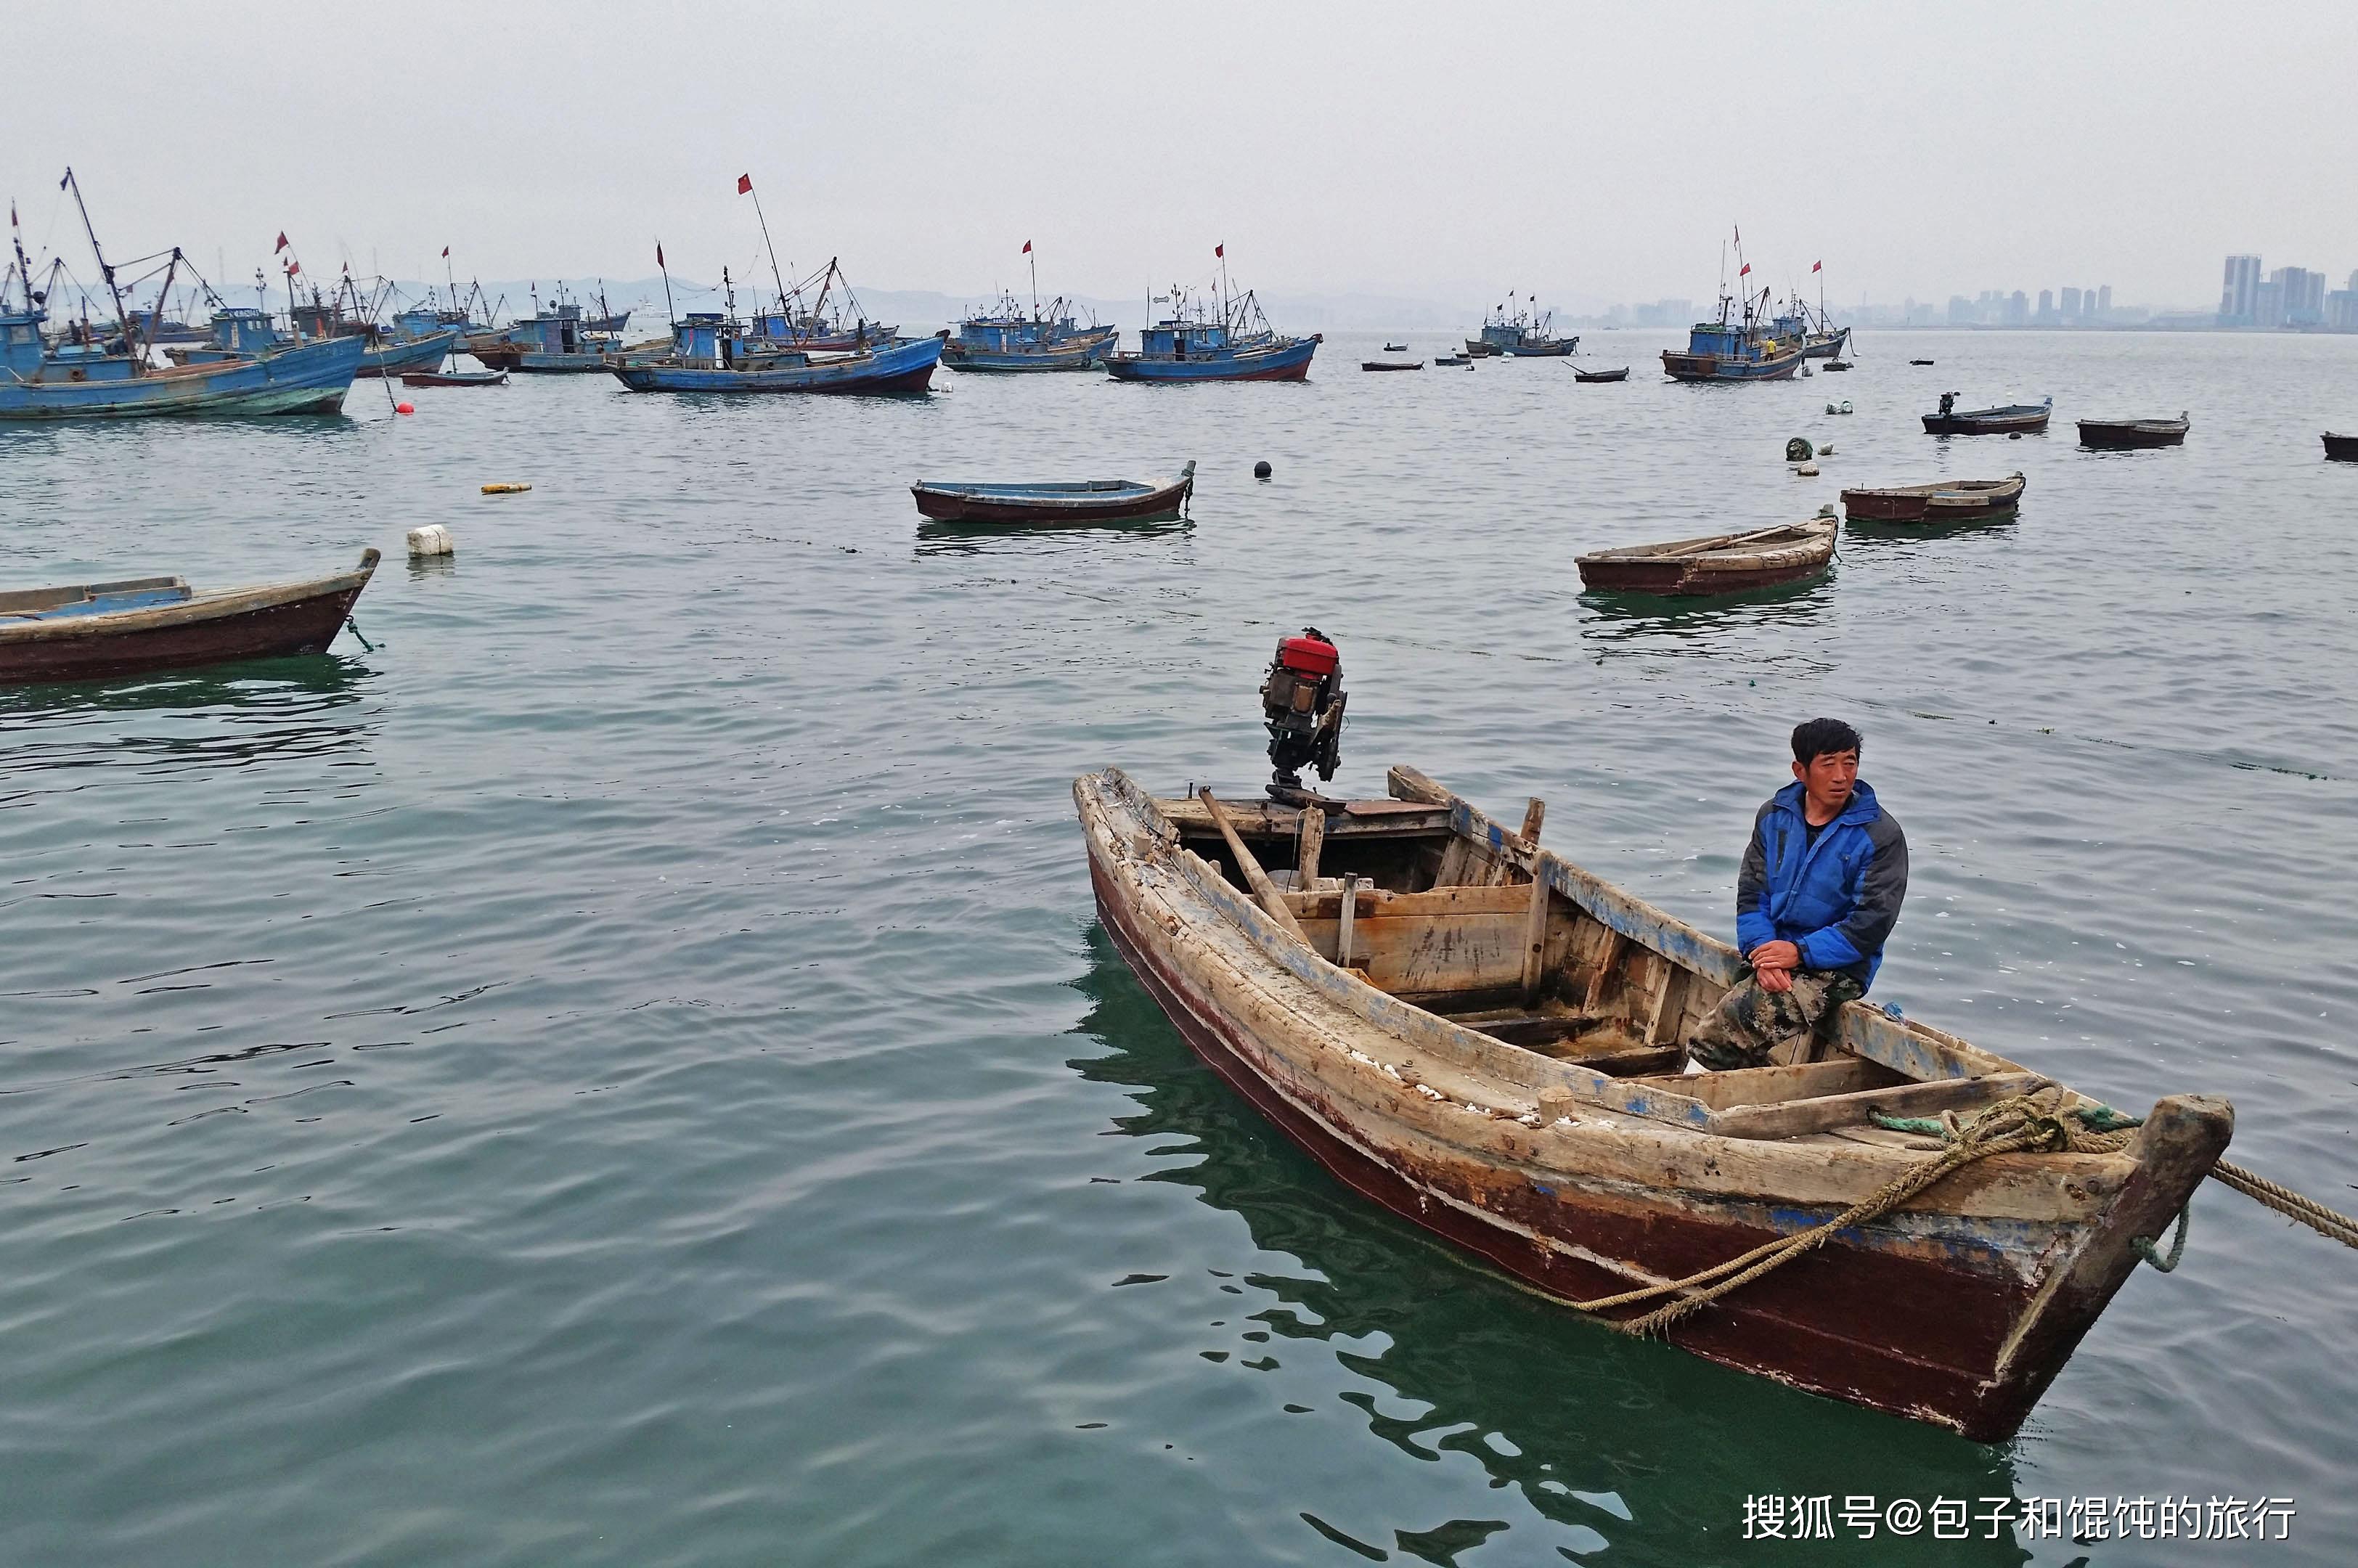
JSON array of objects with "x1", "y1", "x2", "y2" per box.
[{"x1": 1791, "y1": 717, "x2": 1862, "y2": 764}]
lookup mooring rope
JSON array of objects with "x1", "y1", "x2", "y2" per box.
[{"x1": 1562, "y1": 1090, "x2": 2126, "y2": 1339}]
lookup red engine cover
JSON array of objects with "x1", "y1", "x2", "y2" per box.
[{"x1": 1278, "y1": 635, "x2": 1339, "y2": 676}]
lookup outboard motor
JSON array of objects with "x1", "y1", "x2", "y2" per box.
[{"x1": 1260, "y1": 627, "x2": 1346, "y2": 803}]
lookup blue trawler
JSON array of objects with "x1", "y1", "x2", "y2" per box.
[
  {"x1": 1102, "y1": 274, "x2": 1318, "y2": 383},
  {"x1": 942, "y1": 293, "x2": 1115, "y2": 372},
  {"x1": 1467, "y1": 298, "x2": 1576, "y2": 357},
  {"x1": 1, "y1": 173, "x2": 363, "y2": 419},
  {"x1": 608, "y1": 308, "x2": 942, "y2": 396},
  {"x1": 468, "y1": 284, "x2": 632, "y2": 372},
  {"x1": 1661, "y1": 235, "x2": 1804, "y2": 383},
  {"x1": 743, "y1": 259, "x2": 897, "y2": 352},
  {"x1": 942, "y1": 245, "x2": 1116, "y2": 371}
]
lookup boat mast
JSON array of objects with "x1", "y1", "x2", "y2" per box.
[
  {"x1": 741, "y1": 176, "x2": 790, "y2": 324},
  {"x1": 1027, "y1": 242, "x2": 1039, "y2": 322},
  {"x1": 60, "y1": 168, "x2": 137, "y2": 368}
]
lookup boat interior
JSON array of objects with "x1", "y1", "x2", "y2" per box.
[
  {"x1": 0, "y1": 576, "x2": 192, "y2": 621},
  {"x1": 1156, "y1": 768, "x2": 2063, "y2": 1143}
]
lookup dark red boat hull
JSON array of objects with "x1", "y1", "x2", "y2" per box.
[
  {"x1": 0, "y1": 563, "x2": 377, "y2": 685},
  {"x1": 1086, "y1": 859, "x2": 2215, "y2": 1440}
]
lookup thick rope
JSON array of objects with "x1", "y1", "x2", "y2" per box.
[
  {"x1": 1875, "y1": 1105, "x2": 2358, "y2": 1253},
  {"x1": 2209, "y1": 1160, "x2": 2358, "y2": 1249},
  {"x1": 1563, "y1": 1091, "x2": 2116, "y2": 1339}
]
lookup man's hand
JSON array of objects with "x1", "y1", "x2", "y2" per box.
[{"x1": 1750, "y1": 940, "x2": 1801, "y2": 995}]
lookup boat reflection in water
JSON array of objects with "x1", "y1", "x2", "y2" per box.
[{"x1": 1065, "y1": 926, "x2": 2034, "y2": 1565}]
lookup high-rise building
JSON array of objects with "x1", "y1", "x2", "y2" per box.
[
  {"x1": 2252, "y1": 279, "x2": 2283, "y2": 330},
  {"x1": 2059, "y1": 286, "x2": 2081, "y2": 319},
  {"x1": 2097, "y1": 285, "x2": 2113, "y2": 318},
  {"x1": 2275, "y1": 267, "x2": 2328, "y2": 327},
  {"x1": 2039, "y1": 288, "x2": 2057, "y2": 320},
  {"x1": 1949, "y1": 295, "x2": 1975, "y2": 325},
  {"x1": 2219, "y1": 255, "x2": 2261, "y2": 325},
  {"x1": 2328, "y1": 289, "x2": 2358, "y2": 332},
  {"x1": 2007, "y1": 290, "x2": 2028, "y2": 326}
]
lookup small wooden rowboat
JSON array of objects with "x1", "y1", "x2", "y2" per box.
[
  {"x1": 1434, "y1": 354, "x2": 1472, "y2": 367},
  {"x1": 0, "y1": 549, "x2": 380, "y2": 685},
  {"x1": 2327, "y1": 433, "x2": 2358, "y2": 462},
  {"x1": 1840, "y1": 472, "x2": 2026, "y2": 524},
  {"x1": 1575, "y1": 518, "x2": 1834, "y2": 596},
  {"x1": 1383, "y1": 342, "x2": 1408, "y2": 352},
  {"x1": 1923, "y1": 398, "x2": 2049, "y2": 436},
  {"x1": 1074, "y1": 764, "x2": 2231, "y2": 1439},
  {"x1": 1572, "y1": 366, "x2": 1631, "y2": 383},
  {"x1": 910, "y1": 461, "x2": 1194, "y2": 525},
  {"x1": 1361, "y1": 360, "x2": 1424, "y2": 372},
  {"x1": 2078, "y1": 413, "x2": 2187, "y2": 449},
  {"x1": 399, "y1": 367, "x2": 509, "y2": 388}
]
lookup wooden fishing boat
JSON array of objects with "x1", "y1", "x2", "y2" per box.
[
  {"x1": 1361, "y1": 359, "x2": 1424, "y2": 372},
  {"x1": 608, "y1": 315, "x2": 942, "y2": 395},
  {"x1": 1909, "y1": 358, "x2": 1935, "y2": 366},
  {"x1": 1384, "y1": 342, "x2": 1408, "y2": 352},
  {"x1": 2326, "y1": 433, "x2": 2358, "y2": 462},
  {"x1": 1472, "y1": 305, "x2": 1575, "y2": 356},
  {"x1": 1572, "y1": 366, "x2": 1630, "y2": 383},
  {"x1": 1575, "y1": 518, "x2": 1834, "y2": 596},
  {"x1": 910, "y1": 462, "x2": 1194, "y2": 525},
  {"x1": 399, "y1": 367, "x2": 508, "y2": 388},
  {"x1": 1824, "y1": 359, "x2": 1851, "y2": 372},
  {"x1": 1104, "y1": 281, "x2": 1318, "y2": 383},
  {"x1": 1073, "y1": 764, "x2": 2232, "y2": 1440},
  {"x1": 1434, "y1": 354, "x2": 1472, "y2": 367},
  {"x1": 0, "y1": 550, "x2": 380, "y2": 685},
  {"x1": 1922, "y1": 397, "x2": 2050, "y2": 436},
  {"x1": 2078, "y1": 413, "x2": 2188, "y2": 449},
  {"x1": 1840, "y1": 473, "x2": 2025, "y2": 523}
]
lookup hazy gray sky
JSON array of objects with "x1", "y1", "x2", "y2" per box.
[{"x1": 9, "y1": 1, "x2": 2355, "y2": 312}]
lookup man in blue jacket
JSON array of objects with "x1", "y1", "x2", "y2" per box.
[{"x1": 1689, "y1": 718, "x2": 1909, "y2": 1071}]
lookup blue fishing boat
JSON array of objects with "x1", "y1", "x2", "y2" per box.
[
  {"x1": 1103, "y1": 275, "x2": 1318, "y2": 383},
  {"x1": 1469, "y1": 298, "x2": 1575, "y2": 356},
  {"x1": 740, "y1": 259, "x2": 897, "y2": 352},
  {"x1": 469, "y1": 301, "x2": 624, "y2": 373},
  {"x1": 1661, "y1": 234, "x2": 1804, "y2": 383},
  {"x1": 942, "y1": 245, "x2": 1116, "y2": 371},
  {"x1": 942, "y1": 294, "x2": 1115, "y2": 372},
  {"x1": 607, "y1": 312, "x2": 942, "y2": 395},
  {"x1": 1768, "y1": 271, "x2": 1849, "y2": 359},
  {"x1": 1, "y1": 173, "x2": 364, "y2": 420}
]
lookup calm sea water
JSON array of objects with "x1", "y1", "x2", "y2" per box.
[{"x1": 2, "y1": 330, "x2": 2354, "y2": 1565}]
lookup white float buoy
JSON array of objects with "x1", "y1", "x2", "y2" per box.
[
  {"x1": 407, "y1": 525, "x2": 455, "y2": 558},
  {"x1": 1796, "y1": 461, "x2": 1821, "y2": 476}
]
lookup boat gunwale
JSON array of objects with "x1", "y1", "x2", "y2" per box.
[{"x1": 0, "y1": 552, "x2": 380, "y2": 644}]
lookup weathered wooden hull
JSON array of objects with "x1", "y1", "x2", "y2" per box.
[
  {"x1": 0, "y1": 551, "x2": 380, "y2": 685},
  {"x1": 1103, "y1": 335, "x2": 1318, "y2": 382},
  {"x1": 941, "y1": 330, "x2": 1115, "y2": 372},
  {"x1": 1923, "y1": 409, "x2": 2050, "y2": 435},
  {"x1": 1572, "y1": 367, "x2": 1630, "y2": 383},
  {"x1": 2077, "y1": 420, "x2": 2187, "y2": 449},
  {"x1": 910, "y1": 470, "x2": 1192, "y2": 524},
  {"x1": 0, "y1": 336, "x2": 364, "y2": 420},
  {"x1": 610, "y1": 335, "x2": 942, "y2": 395},
  {"x1": 1841, "y1": 474, "x2": 2026, "y2": 523},
  {"x1": 1074, "y1": 768, "x2": 2232, "y2": 1441},
  {"x1": 398, "y1": 369, "x2": 508, "y2": 388},
  {"x1": 1800, "y1": 328, "x2": 1850, "y2": 359},
  {"x1": 1577, "y1": 521, "x2": 1836, "y2": 596},
  {"x1": 356, "y1": 330, "x2": 463, "y2": 377},
  {"x1": 2326, "y1": 433, "x2": 2358, "y2": 462},
  {"x1": 1660, "y1": 346, "x2": 1803, "y2": 382}
]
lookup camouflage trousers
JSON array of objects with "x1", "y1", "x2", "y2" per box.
[{"x1": 1687, "y1": 970, "x2": 1864, "y2": 1072}]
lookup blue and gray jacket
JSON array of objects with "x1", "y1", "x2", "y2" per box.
[{"x1": 1734, "y1": 779, "x2": 1909, "y2": 992}]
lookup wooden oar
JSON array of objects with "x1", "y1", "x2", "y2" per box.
[
  {"x1": 1197, "y1": 788, "x2": 1310, "y2": 942},
  {"x1": 1652, "y1": 522, "x2": 1808, "y2": 559}
]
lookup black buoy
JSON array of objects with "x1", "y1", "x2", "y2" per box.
[{"x1": 1253, "y1": 460, "x2": 1273, "y2": 480}]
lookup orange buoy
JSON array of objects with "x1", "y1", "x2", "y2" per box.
[{"x1": 395, "y1": 401, "x2": 415, "y2": 415}]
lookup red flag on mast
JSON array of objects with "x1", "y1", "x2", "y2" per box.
[
  {"x1": 1812, "y1": 260, "x2": 1822, "y2": 273},
  {"x1": 1021, "y1": 240, "x2": 1032, "y2": 255},
  {"x1": 286, "y1": 260, "x2": 301, "y2": 277},
  {"x1": 656, "y1": 243, "x2": 666, "y2": 268},
  {"x1": 1739, "y1": 263, "x2": 1751, "y2": 277},
  {"x1": 1215, "y1": 243, "x2": 1224, "y2": 258},
  {"x1": 442, "y1": 246, "x2": 451, "y2": 258},
  {"x1": 736, "y1": 173, "x2": 753, "y2": 195},
  {"x1": 274, "y1": 232, "x2": 289, "y2": 253}
]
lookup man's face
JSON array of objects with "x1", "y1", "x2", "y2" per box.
[{"x1": 1791, "y1": 748, "x2": 1859, "y2": 816}]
